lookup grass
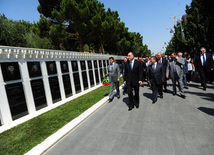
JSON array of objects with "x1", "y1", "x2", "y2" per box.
[{"x1": 0, "y1": 78, "x2": 124, "y2": 155}]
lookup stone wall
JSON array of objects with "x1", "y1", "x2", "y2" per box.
[{"x1": 0, "y1": 46, "x2": 124, "y2": 131}]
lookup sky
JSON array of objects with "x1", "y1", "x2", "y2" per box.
[{"x1": 0, "y1": 0, "x2": 192, "y2": 54}]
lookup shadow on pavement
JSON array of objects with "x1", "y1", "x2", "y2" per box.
[
  {"x1": 143, "y1": 93, "x2": 153, "y2": 101},
  {"x1": 123, "y1": 97, "x2": 129, "y2": 108},
  {"x1": 185, "y1": 91, "x2": 214, "y2": 102},
  {"x1": 198, "y1": 107, "x2": 214, "y2": 116}
]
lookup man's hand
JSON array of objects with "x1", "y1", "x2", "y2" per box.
[
  {"x1": 166, "y1": 75, "x2": 169, "y2": 79},
  {"x1": 139, "y1": 81, "x2": 143, "y2": 86},
  {"x1": 124, "y1": 81, "x2": 126, "y2": 85},
  {"x1": 117, "y1": 79, "x2": 120, "y2": 82},
  {"x1": 147, "y1": 81, "x2": 150, "y2": 83},
  {"x1": 211, "y1": 68, "x2": 213, "y2": 71},
  {"x1": 176, "y1": 56, "x2": 178, "y2": 60},
  {"x1": 104, "y1": 74, "x2": 106, "y2": 77}
]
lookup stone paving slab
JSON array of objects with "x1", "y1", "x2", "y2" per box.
[{"x1": 44, "y1": 81, "x2": 214, "y2": 155}]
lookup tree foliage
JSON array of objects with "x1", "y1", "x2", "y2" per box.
[
  {"x1": 165, "y1": 0, "x2": 214, "y2": 55},
  {"x1": 0, "y1": 0, "x2": 151, "y2": 56}
]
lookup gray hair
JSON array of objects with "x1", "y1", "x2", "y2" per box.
[
  {"x1": 178, "y1": 52, "x2": 183, "y2": 55},
  {"x1": 200, "y1": 47, "x2": 206, "y2": 51}
]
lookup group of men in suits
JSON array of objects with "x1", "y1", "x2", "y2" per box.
[{"x1": 106, "y1": 48, "x2": 213, "y2": 111}]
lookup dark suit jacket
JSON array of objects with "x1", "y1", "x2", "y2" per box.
[
  {"x1": 124, "y1": 60, "x2": 142, "y2": 86},
  {"x1": 140, "y1": 61, "x2": 146, "y2": 80},
  {"x1": 157, "y1": 58, "x2": 167, "y2": 78},
  {"x1": 148, "y1": 63, "x2": 165, "y2": 85},
  {"x1": 195, "y1": 52, "x2": 213, "y2": 72}
]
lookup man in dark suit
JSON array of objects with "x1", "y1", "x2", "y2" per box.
[
  {"x1": 138, "y1": 57, "x2": 146, "y2": 84},
  {"x1": 194, "y1": 47, "x2": 214, "y2": 90},
  {"x1": 122, "y1": 57, "x2": 128, "y2": 93},
  {"x1": 156, "y1": 53, "x2": 168, "y2": 92},
  {"x1": 148, "y1": 57, "x2": 165, "y2": 103},
  {"x1": 124, "y1": 52, "x2": 143, "y2": 111}
]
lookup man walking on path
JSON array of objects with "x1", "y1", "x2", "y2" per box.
[
  {"x1": 106, "y1": 57, "x2": 120, "y2": 102},
  {"x1": 122, "y1": 57, "x2": 128, "y2": 93},
  {"x1": 156, "y1": 52, "x2": 168, "y2": 92},
  {"x1": 166, "y1": 52, "x2": 186, "y2": 98},
  {"x1": 183, "y1": 52, "x2": 189, "y2": 89},
  {"x1": 124, "y1": 52, "x2": 143, "y2": 111},
  {"x1": 148, "y1": 57, "x2": 165, "y2": 103},
  {"x1": 194, "y1": 47, "x2": 213, "y2": 90}
]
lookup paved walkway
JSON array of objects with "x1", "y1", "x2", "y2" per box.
[{"x1": 44, "y1": 81, "x2": 214, "y2": 155}]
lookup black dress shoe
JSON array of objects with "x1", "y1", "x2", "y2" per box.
[
  {"x1": 164, "y1": 89, "x2": 168, "y2": 92},
  {"x1": 160, "y1": 95, "x2": 163, "y2": 99},
  {"x1": 128, "y1": 108, "x2": 132, "y2": 111},
  {"x1": 173, "y1": 93, "x2": 176, "y2": 96},
  {"x1": 203, "y1": 87, "x2": 206, "y2": 91},
  {"x1": 184, "y1": 86, "x2": 189, "y2": 89},
  {"x1": 180, "y1": 95, "x2": 186, "y2": 99},
  {"x1": 152, "y1": 100, "x2": 157, "y2": 104},
  {"x1": 117, "y1": 95, "x2": 120, "y2": 99},
  {"x1": 109, "y1": 98, "x2": 113, "y2": 102},
  {"x1": 136, "y1": 105, "x2": 139, "y2": 108}
]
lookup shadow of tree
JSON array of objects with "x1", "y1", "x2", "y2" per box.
[{"x1": 198, "y1": 107, "x2": 214, "y2": 116}]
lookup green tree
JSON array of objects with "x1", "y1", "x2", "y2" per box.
[{"x1": 0, "y1": 14, "x2": 32, "y2": 47}]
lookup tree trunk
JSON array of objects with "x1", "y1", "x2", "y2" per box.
[
  {"x1": 76, "y1": 32, "x2": 84, "y2": 52},
  {"x1": 99, "y1": 36, "x2": 105, "y2": 54}
]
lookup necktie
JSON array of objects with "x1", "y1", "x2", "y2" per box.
[
  {"x1": 152, "y1": 64, "x2": 156, "y2": 71},
  {"x1": 202, "y1": 54, "x2": 206, "y2": 66},
  {"x1": 130, "y1": 61, "x2": 132, "y2": 70},
  {"x1": 110, "y1": 64, "x2": 113, "y2": 71},
  {"x1": 173, "y1": 59, "x2": 176, "y2": 72}
]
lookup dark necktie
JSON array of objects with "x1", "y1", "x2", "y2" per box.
[{"x1": 202, "y1": 54, "x2": 206, "y2": 66}]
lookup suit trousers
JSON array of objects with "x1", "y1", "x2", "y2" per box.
[
  {"x1": 151, "y1": 82, "x2": 162, "y2": 101},
  {"x1": 183, "y1": 72, "x2": 188, "y2": 87},
  {"x1": 172, "y1": 73, "x2": 184, "y2": 96},
  {"x1": 127, "y1": 84, "x2": 139, "y2": 108},
  {"x1": 109, "y1": 81, "x2": 119, "y2": 99},
  {"x1": 199, "y1": 67, "x2": 210, "y2": 87},
  {"x1": 162, "y1": 81, "x2": 167, "y2": 90}
]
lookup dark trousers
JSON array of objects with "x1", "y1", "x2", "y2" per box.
[
  {"x1": 211, "y1": 70, "x2": 214, "y2": 83},
  {"x1": 127, "y1": 84, "x2": 139, "y2": 108},
  {"x1": 199, "y1": 67, "x2": 210, "y2": 88},
  {"x1": 186, "y1": 71, "x2": 192, "y2": 82},
  {"x1": 151, "y1": 82, "x2": 162, "y2": 101},
  {"x1": 162, "y1": 81, "x2": 167, "y2": 90}
]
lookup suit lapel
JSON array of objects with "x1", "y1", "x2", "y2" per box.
[{"x1": 132, "y1": 60, "x2": 137, "y2": 71}]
